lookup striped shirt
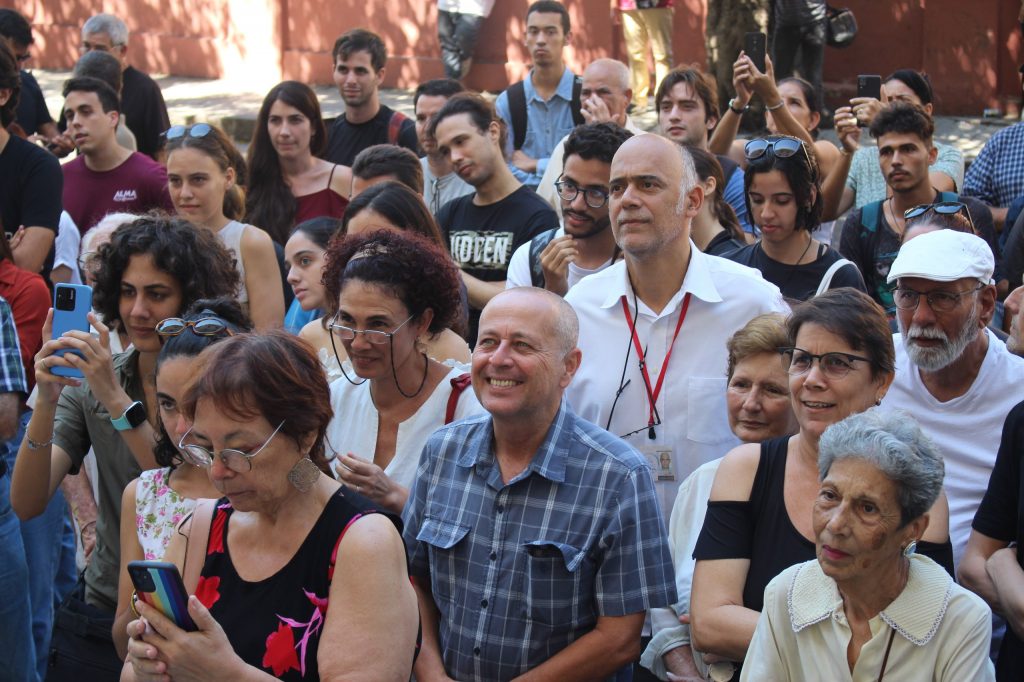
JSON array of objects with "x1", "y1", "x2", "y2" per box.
[{"x1": 403, "y1": 400, "x2": 676, "y2": 681}]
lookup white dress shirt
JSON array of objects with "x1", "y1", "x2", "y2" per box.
[{"x1": 565, "y1": 245, "x2": 788, "y2": 519}]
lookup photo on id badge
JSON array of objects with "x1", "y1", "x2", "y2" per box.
[{"x1": 640, "y1": 444, "x2": 676, "y2": 482}]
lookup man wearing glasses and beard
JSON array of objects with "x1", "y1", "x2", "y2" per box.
[{"x1": 506, "y1": 122, "x2": 632, "y2": 296}]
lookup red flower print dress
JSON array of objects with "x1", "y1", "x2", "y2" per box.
[{"x1": 196, "y1": 488, "x2": 400, "y2": 680}]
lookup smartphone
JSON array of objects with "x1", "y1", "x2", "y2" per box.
[
  {"x1": 127, "y1": 561, "x2": 197, "y2": 631},
  {"x1": 744, "y1": 32, "x2": 767, "y2": 74},
  {"x1": 50, "y1": 283, "x2": 92, "y2": 379},
  {"x1": 856, "y1": 74, "x2": 882, "y2": 101}
]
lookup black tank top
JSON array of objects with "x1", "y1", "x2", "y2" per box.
[{"x1": 197, "y1": 488, "x2": 399, "y2": 680}]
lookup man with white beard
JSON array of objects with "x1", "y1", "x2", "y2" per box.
[{"x1": 881, "y1": 228, "x2": 1024, "y2": 570}]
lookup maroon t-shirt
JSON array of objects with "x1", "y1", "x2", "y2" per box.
[{"x1": 61, "y1": 151, "x2": 174, "y2": 234}]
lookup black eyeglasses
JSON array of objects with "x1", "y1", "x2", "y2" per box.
[
  {"x1": 903, "y1": 201, "x2": 971, "y2": 221},
  {"x1": 744, "y1": 137, "x2": 809, "y2": 163},
  {"x1": 156, "y1": 316, "x2": 234, "y2": 338},
  {"x1": 554, "y1": 177, "x2": 611, "y2": 209},
  {"x1": 779, "y1": 347, "x2": 872, "y2": 379},
  {"x1": 891, "y1": 284, "x2": 984, "y2": 313},
  {"x1": 164, "y1": 123, "x2": 213, "y2": 141}
]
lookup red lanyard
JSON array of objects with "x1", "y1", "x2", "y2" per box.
[{"x1": 619, "y1": 292, "x2": 692, "y2": 438}]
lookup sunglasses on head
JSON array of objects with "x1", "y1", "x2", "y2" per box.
[
  {"x1": 155, "y1": 315, "x2": 234, "y2": 338},
  {"x1": 164, "y1": 123, "x2": 213, "y2": 141},
  {"x1": 903, "y1": 201, "x2": 970, "y2": 220},
  {"x1": 744, "y1": 137, "x2": 807, "y2": 162}
]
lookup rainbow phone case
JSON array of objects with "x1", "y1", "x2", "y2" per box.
[{"x1": 127, "y1": 561, "x2": 198, "y2": 631}]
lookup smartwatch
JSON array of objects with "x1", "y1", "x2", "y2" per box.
[{"x1": 111, "y1": 400, "x2": 146, "y2": 431}]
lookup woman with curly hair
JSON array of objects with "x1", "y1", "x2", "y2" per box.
[
  {"x1": 323, "y1": 229, "x2": 483, "y2": 513},
  {"x1": 301, "y1": 181, "x2": 470, "y2": 375},
  {"x1": 246, "y1": 81, "x2": 352, "y2": 245},
  {"x1": 111, "y1": 297, "x2": 250, "y2": 658},
  {"x1": 10, "y1": 213, "x2": 239, "y2": 677}
]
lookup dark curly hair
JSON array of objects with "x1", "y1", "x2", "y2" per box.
[
  {"x1": 180, "y1": 330, "x2": 334, "y2": 473},
  {"x1": 323, "y1": 228, "x2": 463, "y2": 339},
  {"x1": 743, "y1": 135, "x2": 823, "y2": 233},
  {"x1": 869, "y1": 101, "x2": 934, "y2": 143},
  {"x1": 152, "y1": 297, "x2": 253, "y2": 468},
  {"x1": 92, "y1": 213, "x2": 240, "y2": 328},
  {"x1": 562, "y1": 122, "x2": 633, "y2": 167}
]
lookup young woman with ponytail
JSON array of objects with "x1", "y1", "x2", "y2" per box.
[{"x1": 165, "y1": 123, "x2": 285, "y2": 331}]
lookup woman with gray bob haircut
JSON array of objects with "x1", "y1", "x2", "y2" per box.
[
  {"x1": 742, "y1": 408, "x2": 995, "y2": 681},
  {"x1": 818, "y1": 407, "x2": 944, "y2": 525}
]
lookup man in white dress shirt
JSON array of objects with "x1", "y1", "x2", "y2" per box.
[
  {"x1": 881, "y1": 228, "x2": 1024, "y2": 568},
  {"x1": 565, "y1": 134, "x2": 787, "y2": 519}
]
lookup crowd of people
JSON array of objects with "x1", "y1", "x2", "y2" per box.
[{"x1": 3, "y1": 1, "x2": 1024, "y2": 680}]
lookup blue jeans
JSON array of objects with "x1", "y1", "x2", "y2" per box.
[
  {"x1": 2, "y1": 410, "x2": 77, "y2": 681},
  {"x1": 0, "y1": 462, "x2": 39, "y2": 681}
]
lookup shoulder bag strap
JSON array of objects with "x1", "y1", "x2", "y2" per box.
[
  {"x1": 815, "y1": 257, "x2": 855, "y2": 297},
  {"x1": 182, "y1": 498, "x2": 217, "y2": 594},
  {"x1": 445, "y1": 373, "x2": 473, "y2": 425},
  {"x1": 508, "y1": 81, "x2": 528, "y2": 151}
]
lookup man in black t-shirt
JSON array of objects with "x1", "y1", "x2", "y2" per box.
[
  {"x1": 838, "y1": 103, "x2": 1001, "y2": 314},
  {"x1": 324, "y1": 29, "x2": 418, "y2": 167},
  {"x1": 0, "y1": 9, "x2": 62, "y2": 147},
  {"x1": 0, "y1": 43, "x2": 60, "y2": 276},
  {"x1": 430, "y1": 93, "x2": 558, "y2": 343},
  {"x1": 80, "y1": 13, "x2": 169, "y2": 160}
]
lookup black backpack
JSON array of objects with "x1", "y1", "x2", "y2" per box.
[{"x1": 506, "y1": 76, "x2": 585, "y2": 151}]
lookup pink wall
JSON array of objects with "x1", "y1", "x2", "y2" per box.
[{"x1": 4, "y1": 0, "x2": 1021, "y2": 115}]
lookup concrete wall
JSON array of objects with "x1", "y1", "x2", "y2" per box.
[{"x1": 4, "y1": 0, "x2": 1021, "y2": 115}]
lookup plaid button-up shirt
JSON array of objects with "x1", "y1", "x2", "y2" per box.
[{"x1": 403, "y1": 400, "x2": 676, "y2": 681}]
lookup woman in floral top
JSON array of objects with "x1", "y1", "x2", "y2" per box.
[{"x1": 112, "y1": 298, "x2": 251, "y2": 658}]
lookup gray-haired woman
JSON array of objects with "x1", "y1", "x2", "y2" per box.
[{"x1": 742, "y1": 408, "x2": 994, "y2": 681}]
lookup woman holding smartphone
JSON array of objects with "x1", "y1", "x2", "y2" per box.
[
  {"x1": 9, "y1": 215, "x2": 239, "y2": 677},
  {"x1": 111, "y1": 298, "x2": 249, "y2": 659}
]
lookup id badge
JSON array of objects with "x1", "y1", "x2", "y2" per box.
[{"x1": 639, "y1": 444, "x2": 676, "y2": 482}]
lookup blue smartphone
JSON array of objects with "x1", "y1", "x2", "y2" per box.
[
  {"x1": 127, "y1": 560, "x2": 197, "y2": 631},
  {"x1": 50, "y1": 283, "x2": 92, "y2": 379}
]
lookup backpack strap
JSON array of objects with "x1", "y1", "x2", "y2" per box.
[
  {"x1": 570, "y1": 75, "x2": 584, "y2": 127},
  {"x1": 445, "y1": 373, "x2": 473, "y2": 425},
  {"x1": 387, "y1": 110, "x2": 409, "y2": 145},
  {"x1": 528, "y1": 228, "x2": 560, "y2": 288},
  {"x1": 507, "y1": 81, "x2": 528, "y2": 151},
  {"x1": 860, "y1": 200, "x2": 883, "y2": 234},
  {"x1": 182, "y1": 498, "x2": 217, "y2": 594},
  {"x1": 815, "y1": 257, "x2": 855, "y2": 297}
]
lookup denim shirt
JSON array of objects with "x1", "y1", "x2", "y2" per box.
[{"x1": 495, "y1": 67, "x2": 578, "y2": 188}]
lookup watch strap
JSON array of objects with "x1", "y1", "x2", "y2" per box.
[{"x1": 111, "y1": 400, "x2": 146, "y2": 431}]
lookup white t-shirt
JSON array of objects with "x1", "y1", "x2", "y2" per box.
[
  {"x1": 325, "y1": 362, "x2": 484, "y2": 492},
  {"x1": 56, "y1": 211, "x2": 82, "y2": 284},
  {"x1": 505, "y1": 226, "x2": 613, "y2": 291},
  {"x1": 565, "y1": 246, "x2": 788, "y2": 519},
  {"x1": 882, "y1": 330, "x2": 1024, "y2": 568}
]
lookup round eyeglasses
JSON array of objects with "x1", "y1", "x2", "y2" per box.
[
  {"x1": 554, "y1": 178, "x2": 611, "y2": 209},
  {"x1": 779, "y1": 347, "x2": 871, "y2": 379},
  {"x1": 177, "y1": 420, "x2": 285, "y2": 473}
]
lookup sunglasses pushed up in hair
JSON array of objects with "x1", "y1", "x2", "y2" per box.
[
  {"x1": 744, "y1": 137, "x2": 808, "y2": 162},
  {"x1": 903, "y1": 201, "x2": 971, "y2": 221},
  {"x1": 163, "y1": 123, "x2": 213, "y2": 141},
  {"x1": 155, "y1": 315, "x2": 234, "y2": 338}
]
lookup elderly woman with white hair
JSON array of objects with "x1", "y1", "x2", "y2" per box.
[{"x1": 742, "y1": 408, "x2": 995, "y2": 681}]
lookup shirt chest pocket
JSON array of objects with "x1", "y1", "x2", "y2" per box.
[
  {"x1": 517, "y1": 540, "x2": 595, "y2": 627},
  {"x1": 416, "y1": 516, "x2": 472, "y2": 603},
  {"x1": 686, "y1": 376, "x2": 735, "y2": 445}
]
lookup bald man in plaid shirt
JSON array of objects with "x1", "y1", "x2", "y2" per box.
[{"x1": 403, "y1": 288, "x2": 675, "y2": 682}]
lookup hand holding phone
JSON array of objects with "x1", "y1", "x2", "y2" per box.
[
  {"x1": 50, "y1": 284, "x2": 92, "y2": 379},
  {"x1": 128, "y1": 561, "x2": 198, "y2": 631},
  {"x1": 856, "y1": 74, "x2": 882, "y2": 101}
]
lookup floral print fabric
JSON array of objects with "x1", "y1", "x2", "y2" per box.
[{"x1": 135, "y1": 467, "x2": 196, "y2": 561}]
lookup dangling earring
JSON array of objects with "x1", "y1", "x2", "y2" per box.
[
  {"x1": 288, "y1": 456, "x2": 321, "y2": 492},
  {"x1": 902, "y1": 540, "x2": 918, "y2": 557}
]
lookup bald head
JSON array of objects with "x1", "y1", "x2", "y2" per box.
[
  {"x1": 490, "y1": 287, "x2": 579, "y2": 355},
  {"x1": 581, "y1": 58, "x2": 632, "y2": 124}
]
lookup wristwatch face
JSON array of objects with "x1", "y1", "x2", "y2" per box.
[{"x1": 126, "y1": 401, "x2": 146, "y2": 428}]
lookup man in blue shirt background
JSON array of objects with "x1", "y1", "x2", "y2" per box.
[{"x1": 495, "y1": 1, "x2": 580, "y2": 190}]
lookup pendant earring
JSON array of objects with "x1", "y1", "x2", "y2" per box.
[
  {"x1": 903, "y1": 540, "x2": 918, "y2": 557},
  {"x1": 288, "y1": 456, "x2": 321, "y2": 493}
]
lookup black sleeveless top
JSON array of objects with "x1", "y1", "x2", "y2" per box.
[
  {"x1": 693, "y1": 436, "x2": 954, "y2": 613},
  {"x1": 197, "y1": 488, "x2": 400, "y2": 680}
]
